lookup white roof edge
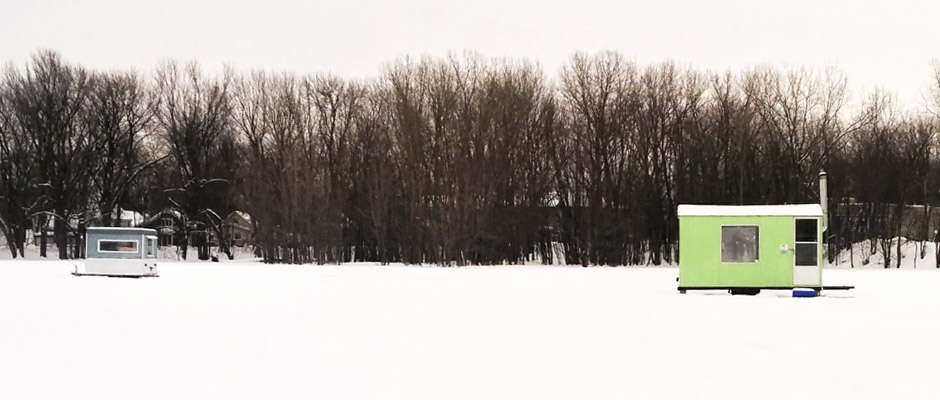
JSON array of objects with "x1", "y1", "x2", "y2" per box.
[
  {"x1": 87, "y1": 227, "x2": 158, "y2": 232},
  {"x1": 677, "y1": 204, "x2": 823, "y2": 217}
]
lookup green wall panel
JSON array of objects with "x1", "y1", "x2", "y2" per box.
[{"x1": 679, "y1": 215, "x2": 796, "y2": 287}]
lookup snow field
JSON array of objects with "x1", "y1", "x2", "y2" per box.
[{"x1": 0, "y1": 261, "x2": 937, "y2": 399}]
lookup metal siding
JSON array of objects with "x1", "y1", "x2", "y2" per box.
[
  {"x1": 679, "y1": 215, "x2": 795, "y2": 288},
  {"x1": 82, "y1": 258, "x2": 158, "y2": 276},
  {"x1": 86, "y1": 228, "x2": 155, "y2": 259}
]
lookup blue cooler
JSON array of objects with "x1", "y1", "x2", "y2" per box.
[{"x1": 793, "y1": 288, "x2": 818, "y2": 298}]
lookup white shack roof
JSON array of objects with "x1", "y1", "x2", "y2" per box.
[
  {"x1": 86, "y1": 227, "x2": 158, "y2": 234},
  {"x1": 677, "y1": 204, "x2": 823, "y2": 217}
]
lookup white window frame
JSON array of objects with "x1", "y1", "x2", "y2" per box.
[
  {"x1": 720, "y1": 224, "x2": 760, "y2": 264},
  {"x1": 97, "y1": 239, "x2": 139, "y2": 254},
  {"x1": 794, "y1": 218, "x2": 819, "y2": 267}
]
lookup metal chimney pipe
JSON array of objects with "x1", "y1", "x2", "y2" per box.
[{"x1": 819, "y1": 170, "x2": 828, "y2": 232}]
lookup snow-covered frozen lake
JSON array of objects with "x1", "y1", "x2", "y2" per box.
[{"x1": 0, "y1": 260, "x2": 936, "y2": 399}]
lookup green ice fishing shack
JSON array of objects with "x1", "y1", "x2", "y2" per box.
[
  {"x1": 677, "y1": 204, "x2": 824, "y2": 294},
  {"x1": 677, "y1": 172, "x2": 851, "y2": 295}
]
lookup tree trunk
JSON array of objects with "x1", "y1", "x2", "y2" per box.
[
  {"x1": 197, "y1": 230, "x2": 210, "y2": 260},
  {"x1": 2, "y1": 230, "x2": 16, "y2": 258},
  {"x1": 849, "y1": 238, "x2": 854, "y2": 269},
  {"x1": 180, "y1": 231, "x2": 189, "y2": 260},
  {"x1": 896, "y1": 236, "x2": 902, "y2": 269},
  {"x1": 40, "y1": 215, "x2": 48, "y2": 258},
  {"x1": 55, "y1": 217, "x2": 68, "y2": 259},
  {"x1": 935, "y1": 213, "x2": 940, "y2": 268},
  {"x1": 896, "y1": 220, "x2": 903, "y2": 269},
  {"x1": 101, "y1": 203, "x2": 112, "y2": 227},
  {"x1": 16, "y1": 226, "x2": 25, "y2": 258},
  {"x1": 77, "y1": 219, "x2": 86, "y2": 258}
]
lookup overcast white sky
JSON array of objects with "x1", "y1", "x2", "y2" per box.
[{"x1": 2, "y1": 0, "x2": 938, "y2": 110}]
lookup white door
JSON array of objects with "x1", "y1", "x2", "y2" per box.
[{"x1": 793, "y1": 218, "x2": 820, "y2": 286}]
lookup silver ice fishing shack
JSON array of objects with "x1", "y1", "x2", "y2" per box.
[{"x1": 74, "y1": 227, "x2": 159, "y2": 277}]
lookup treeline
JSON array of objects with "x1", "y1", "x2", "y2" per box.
[{"x1": 1, "y1": 50, "x2": 939, "y2": 265}]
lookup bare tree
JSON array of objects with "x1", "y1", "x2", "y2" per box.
[
  {"x1": 4, "y1": 51, "x2": 94, "y2": 259},
  {"x1": 231, "y1": 70, "x2": 364, "y2": 264},
  {"x1": 558, "y1": 51, "x2": 642, "y2": 265},
  {"x1": 349, "y1": 86, "x2": 397, "y2": 263},
  {"x1": 847, "y1": 91, "x2": 933, "y2": 267},
  {"x1": 744, "y1": 66, "x2": 848, "y2": 202},
  {"x1": 85, "y1": 70, "x2": 156, "y2": 229},
  {"x1": 4, "y1": 49, "x2": 940, "y2": 266},
  {"x1": 153, "y1": 62, "x2": 236, "y2": 260},
  {"x1": 0, "y1": 72, "x2": 38, "y2": 258}
]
